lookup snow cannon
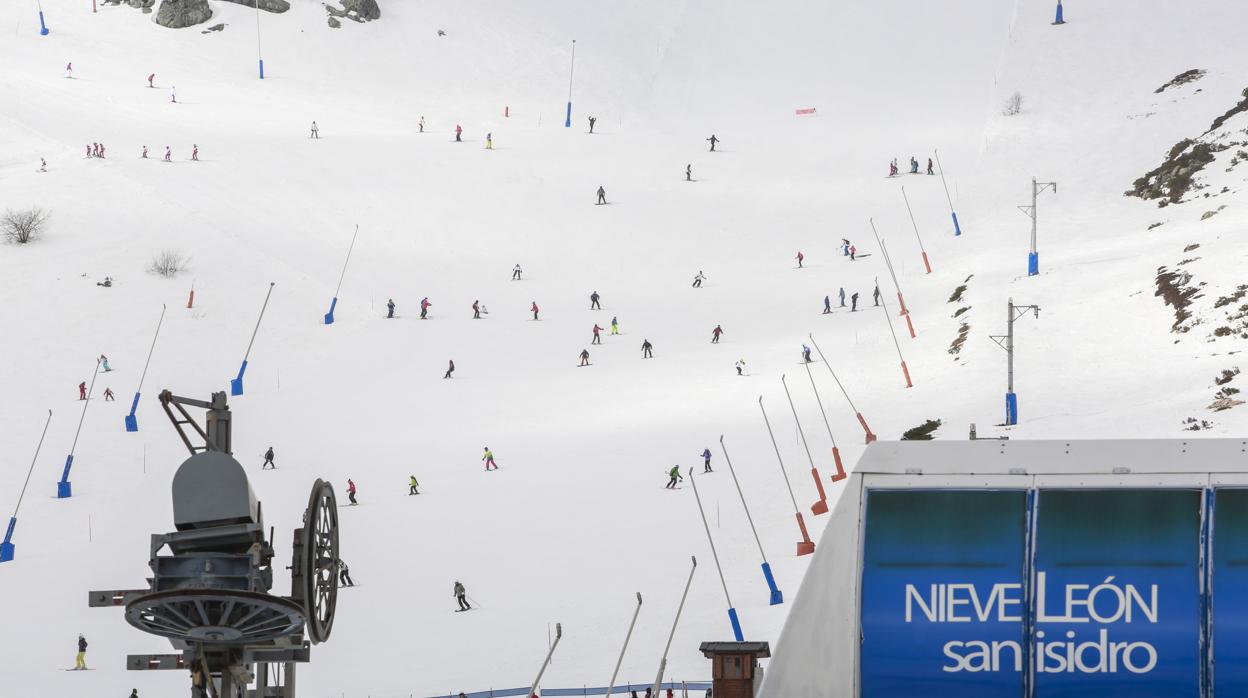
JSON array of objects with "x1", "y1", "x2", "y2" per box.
[{"x1": 88, "y1": 390, "x2": 340, "y2": 698}]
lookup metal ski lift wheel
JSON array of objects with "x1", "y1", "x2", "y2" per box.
[
  {"x1": 125, "y1": 589, "x2": 306, "y2": 644},
  {"x1": 301, "y1": 479, "x2": 340, "y2": 644}
]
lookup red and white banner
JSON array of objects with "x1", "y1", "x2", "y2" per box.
[{"x1": 795, "y1": 107, "x2": 817, "y2": 115}]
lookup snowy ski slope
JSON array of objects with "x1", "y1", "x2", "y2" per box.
[{"x1": 1, "y1": 0, "x2": 1246, "y2": 696}]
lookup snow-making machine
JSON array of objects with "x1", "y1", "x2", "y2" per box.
[{"x1": 89, "y1": 390, "x2": 340, "y2": 698}]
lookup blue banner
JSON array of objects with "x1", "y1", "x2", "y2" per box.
[{"x1": 1213, "y1": 488, "x2": 1248, "y2": 695}]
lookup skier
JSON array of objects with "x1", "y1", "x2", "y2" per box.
[
  {"x1": 888, "y1": 159, "x2": 897, "y2": 177},
  {"x1": 141, "y1": 145, "x2": 148, "y2": 159},
  {"x1": 610, "y1": 316, "x2": 619, "y2": 335},
  {"x1": 104, "y1": 388, "x2": 115, "y2": 401},
  {"x1": 419, "y1": 116, "x2": 425, "y2": 133},
  {"x1": 74, "y1": 634, "x2": 87, "y2": 670},
  {"x1": 455, "y1": 124, "x2": 462, "y2": 142},
  {"x1": 802, "y1": 344, "x2": 812, "y2": 363},
  {"x1": 579, "y1": 348, "x2": 591, "y2": 366},
  {"x1": 686, "y1": 164, "x2": 692, "y2": 181},
  {"x1": 841, "y1": 238, "x2": 850, "y2": 256},
  {"x1": 346, "y1": 479, "x2": 357, "y2": 505},
  {"x1": 420, "y1": 297, "x2": 431, "y2": 319},
  {"x1": 39, "y1": 158, "x2": 47, "y2": 172},
  {"x1": 588, "y1": 115, "x2": 597, "y2": 133},
  {"x1": 592, "y1": 324, "x2": 603, "y2": 345},
  {"x1": 823, "y1": 295, "x2": 831, "y2": 314},
  {"x1": 99, "y1": 143, "x2": 106, "y2": 158},
  {"x1": 796, "y1": 251, "x2": 804, "y2": 268},
  {"x1": 100, "y1": 354, "x2": 112, "y2": 371},
  {"x1": 839, "y1": 287, "x2": 846, "y2": 307},
  {"x1": 641, "y1": 339, "x2": 653, "y2": 358},
  {"x1": 706, "y1": 134, "x2": 719, "y2": 152},
  {"x1": 170, "y1": 86, "x2": 176, "y2": 103},
  {"x1": 310, "y1": 121, "x2": 319, "y2": 139},
  {"x1": 590, "y1": 291, "x2": 601, "y2": 309},
  {"x1": 926, "y1": 157, "x2": 934, "y2": 175},
  {"x1": 849, "y1": 244, "x2": 857, "y2": 261},
  {"x1": 130, "y1": 690, "x2": 139, "y2": 698},
  {"x1": 596, "y1": 186, "x2": 607, "y2": 205},
  {"x1": 443, "y1": 360, "x2": 455, "y2": 379},
  {"x1": 191, "y1": 144, "x2": 199, "y2": 161},
  {"x1": 147, "y1": 73, "x2": 155, "y2": 88},
  {"x1": 711, "y1": 325, "x2": 723, "y2": 343},
  {"x1": 735, "y1": 359, "x2": 746, "y2": 376},
  {"x1": 97, "y1": 277, "x2": 113, "y2": 288},
  {"x1": 873, "y1": 284, "x2": 881, "y2": 306},
  {"x1": 409, "y1": 475, "x2": 420, "y2": 495},
  {"x1": 454, "y1": 580, "x2": 470, "y2": 610},
  {"x1": 531, "y1": 301, "x2": 540, "y2": 320},
  {"x1": 472, "y1": 300, "x2": 480, "y2": 319},
  {"x1": 337, "y1": 559, "x2": 355, "y2": 586},
  {"x1": 485, "y1": 132, "x2": 493, "y2": 149},
  {"x1": 78, "y1": 381, "x2": 87, "y2": 400},
  {"x1": 164, "y1": 146, "x2": 172, "y2": 162},
  {"x1": 692, "y1": 271, "x2": 705, "y2": 288},
  {"x1": 262, "y1": 446, "x2": 275, "y2": 470},
  {"x1": 387, "y1": 298, "x2": 395, "y2": 318},
  {"x1": 483, "y1": 447, "x2": 497, "y2": 471},
  {"x1": 851, "y1": 292, "x2": 859, "y2": 311},
  {"x1": 512, "y1": 264, "x2": 523, "y2": 280},
  {"x1": 665, "y1": 465, "x2": 683, "y2": 489},
  {"x1": 66, "y1": 62, "x2": 73, "y2": 79},
  {"x1": 702, "y1": 448, "x2": 712, "y2": 473}
]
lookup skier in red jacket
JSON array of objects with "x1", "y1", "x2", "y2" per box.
[
  {"x1": 78, "y1": 382, "x2": 87, "y2": 400},
  {"x1": 455, "y1": 125, "x2": 463, "y2": 142},
  {"x1": 531, "y1": 302, "x2": 539, "y2": 320},
  {"x1": 592, "y1": 324, "x2": 603, "y2": 345}
]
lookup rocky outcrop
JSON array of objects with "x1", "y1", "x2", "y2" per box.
[
  {"x1": 154, "y1": 0, "x2": 211, "y2": 28},
  {"x1": 324, "y1": 0, "x2": 379, "y2": 22}
]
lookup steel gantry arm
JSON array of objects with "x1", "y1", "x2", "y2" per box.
[{"x1": 158, "y1": 390, "x2": 233, "y2": 455}]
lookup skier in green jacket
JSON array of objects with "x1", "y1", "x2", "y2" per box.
[{"x1": 665, "y1": 466, "x2": 683, "y2": 489}]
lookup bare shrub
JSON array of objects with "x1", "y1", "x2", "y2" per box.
[
  {"x1": 1002, "y1": 91, "x2": 1024, "y2": 116},
  {"x1": 2, "y1": 207, "x2": 50, "y2": 244},
  {"x1": 149, "y1": 250, "x2": 190, "y2": 277}
]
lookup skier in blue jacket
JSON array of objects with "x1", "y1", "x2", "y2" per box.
[{"x1": 701, "y1": 448, "x2": 712, "y2": 473}]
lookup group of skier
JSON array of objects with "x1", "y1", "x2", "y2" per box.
[{"x1": 889, "y1": 155, "x2": 935, "y2": 177}]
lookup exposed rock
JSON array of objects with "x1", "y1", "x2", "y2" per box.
[
  {"x1": 1209, "y1": 398, "x2": 1245, "y2": 412},
  {"x1": 340, "y1": 0, "x2": 379, "y2": 20},
  {"x1": 201, "y1": 22, "x2": 225, "y2": 33},
  {"x1": 1155, "y1": 69, "x2": 1205, "y2": 94},
  {"x1": 327, "y1": 15, "x2": 340, "y2": 28},
  {"x1": 154, "y1": 0, "x2": 211, "y2": 28},
  {"x1": 217, "y1": 0, "x2": 289, "y2": 12}
]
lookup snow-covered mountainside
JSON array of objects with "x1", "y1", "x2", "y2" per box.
[{"x1": 1, "y1": 0, "x2": 1245, "y2": 695}]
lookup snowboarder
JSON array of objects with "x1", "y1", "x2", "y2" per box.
[
  {"x1": 100, "y1": 354, "x2": 112, "y2": 371},
  {"x1": 74, "y1": 634, "x2": 87, "y2": 670},
  {"x1": 686, "y1": 164, "x2": 692, "y2": 181},
  {"x1": 692, "y1": 271, "x2": 705, "y2": 288},
  {"x1": 104, "y1": 388, "x2": 115, "y2": 401},
  {"x1": 711, "y1": 325, "x2": 724, "y2": 343},
  {"x1": 531, "y1": 301, "x2": 540, "y2": 320},
  {"x1": 346, "y1": 479, "x2": 357, "y2": 505},
  {"x1": 707, "y1": 134, "x2": 719, "y2": 151},
  {"x1": 164, "y1": 146, "x2": 172, "y2": 162},
  {"x1": 454, "y1": 580, "x2": 470, "y2": 610},
  {"x1": 512, "y1": 264, "x2": 523, "y2": 280},
  {"x1": 823, "y1": 295, "x2": 831, "y2": 314},
  {"x1": 420, "y1": 297, "x2": 431, "y2": 319},
  {"x1": 419, "y1": 116, "x2": 425, "y2": 133},
  {"x1": 610, "y1": 316, "x2": 619, "y2": 335},
  {"x1": 443, "y1": 360, "x2": 455, "y2": 379},
  {"x1": 483, "y1": 447, "x2": 497, "y2": 470},
  {"x1": 642, "y1": 339, "x2": 653, "y2": 358},
  {"x1": 310, "y1": 121, "x2": 319, "y2": 139},
  {"x1": 191, "y1": 144, "x2": 198, "y2": 161},
  {"x1": 387, "y1": 298, "x2": 395, "y2": 318},
  {"x1": 872, "y1": 284, "x2": 881, "y2": 306},
  {"x1": 455, "y1": 124, "x2": 462, "y2": 142},
  {"x1": 851, "y1": 292, "x2": 859, "y2": 311},
  {"x1": 701, "y1": 448, "x2": 712, "y2": 473},
  {"x1": 596, "y1": 186, "x2": 607, "y2": 205},
  {"x1": 590, "y1": 291, "x2": 601, "y2": 309},
  {"x1": 141, "y1": 145, "x2": 148, "y2": 159},
  {"x1": 735, "y1": 359, "x2": 746, "y2": 376},
  {"x1": 592, "y1": 324, "x2": 603, "y2": 344},
  {"x1": 485, "y1": 132, "x2": 493, "y2": 149},
  {"x1": 472, "y1": 300, "x2": 481, "y2": 319},
  {"x1": 262, "y1": 447, "x2": 275, "y2": 470},
  {"x1": 588, "y1": 115, "x2": 597, "y2": 133},
  {"x1": 147, "y1": 73, "x2": 155, "y2": 88},
  {"x1": 337, "y1": 559, "x2": 354, "y2": 586},
  {"x1": 796, "y1": 251, "x2": 804, "y2": 268},
  {"x1": 802, "y1": 344, "x2": 812, "y2": 363},
  {"x1": 78, "y1": 382, "x2": 87, "y2": 400},
  {"x1": 579, "y1": 348, "x2": 591, "y2": 366},
  {"x1": 926, "y1": 157, "x2": 934, "y2": 175},
  {"x1": 849, "y1": 244, "x2": 857, "y2": 261},
  {"x1": 66, "y1": 62, "x2": 73, "y2": 79},
  {"x1": 170, "y1": 86, "x2": 176, "y2": 103},
  {"x1": 839, "y1": 287, "x2": 846, "y2": 307},
  {"x1": 409, "y1": 475, "x2": 420, "y2": 495},
  {"x1": 665, "y1": 465, "x2": 683, "y2": 489}
]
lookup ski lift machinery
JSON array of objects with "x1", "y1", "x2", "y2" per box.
[{"x1": 88, "y1": 389, "x2": 340, "y2": 698}]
